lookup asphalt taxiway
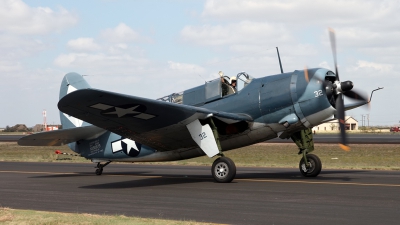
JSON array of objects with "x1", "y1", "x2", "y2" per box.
[{"x1": 1, "y1": 162, "x2": 399, "y2": 224}]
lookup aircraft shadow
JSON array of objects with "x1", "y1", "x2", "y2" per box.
[
  {"x1": 236, "y1": 169, "x2": 368, "y2": 182},
  {"x1": 79, "y1": 175, "x2": 211, "y2": 189},
  {"x1": 77, "y1": 169, "x2": 368, "y2": 189}
]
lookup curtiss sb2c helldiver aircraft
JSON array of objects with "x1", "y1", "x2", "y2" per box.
[{"x1": 19, "y1": 28, "x2": 380, "y2": 183}]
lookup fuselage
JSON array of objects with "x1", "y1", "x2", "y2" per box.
[{"x1": 65, "y1": 68, "x2": 337, "y2": 162}]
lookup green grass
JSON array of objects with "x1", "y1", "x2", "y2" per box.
[
  {"x1": 171, "y1": 143, "x2": 400, "y2": 170},
  {"x1": 0, "y1": 208, "x2": 217, "y2": 225},
  {"x1": 1, "y1": 142, "x2": 400, "y2": 170},
  {"x1": 0, "y1": 143, "x2": 87, "y2": 163}
]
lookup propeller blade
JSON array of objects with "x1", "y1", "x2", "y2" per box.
[
  {"x1": 304, "y1": 66, "x2": 309, "y2": 82},
  {"x1": 328, "y1": 28, "x2": 340, "y2": 81},
  {"x1": 336, "y1": 93, "x2": 350, "y2": 151},
  {"x1": 343, "y1": 89, "x2": 369, "y2": 102}
]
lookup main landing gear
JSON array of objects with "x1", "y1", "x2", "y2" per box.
[
  {"x1": 299, "y1": 153, "x2": 322, "y2": 177},
  {"x1": 211, "y1": 156, "x2": 236, "y2": 183},
  {"x1": 291, "y1": 128, "x2": 322, "y2": 177},
  {"x1": 95, "y1": 161, "x2": 111, "y2": 175},
  {"x1": 206, "y1": 117, "x2": 237, "y2": 183}
]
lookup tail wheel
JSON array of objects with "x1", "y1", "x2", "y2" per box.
[
  {"x1": 299, "y1": 154, "x2": 322, "y2": 177},
  {"x1": 212, "y1": 157, "x2": 236, "y2": 183},
  {"x1": 95, "y1": 168, "x2": 103, "y2": 175}
]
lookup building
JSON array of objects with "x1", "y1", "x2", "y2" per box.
[
  {"x1": 312, "y1": 116, "x2": 358, "y2": 132},
  {"x1": 32, "y1": 124, "x2": 61, "y2": 132}
]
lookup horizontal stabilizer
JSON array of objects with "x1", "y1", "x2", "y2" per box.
[{"x1": 18, "y1": 125, "x2": 105, "y2": 146}]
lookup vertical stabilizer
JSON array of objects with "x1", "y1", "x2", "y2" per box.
[{"x1": 59, "y1": 73, "x2": 91, "y2": 129}]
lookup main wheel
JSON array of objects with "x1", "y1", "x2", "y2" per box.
[
  {"x1": 95, "y1": 168, "x2": 103, "y2": 175},
  {"x1": 299, "y1": 154, "x2": 322, "y2": 177},
  {"x1": 212, "y1": 157, "x2": 236, "y2": 183}
]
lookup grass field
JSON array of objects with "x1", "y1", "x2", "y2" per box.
[
  {"x1": 0, "y1": 208, "x2": 216, "y2": 225},
  {"x1": 1, "y1": 142, "x2": 400, "y2": 170}
]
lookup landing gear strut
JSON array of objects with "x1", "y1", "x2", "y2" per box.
[
  {"x1": 206, "y1": 117, "x2": 237, "y2": 183},
  {"x1": 212, "y1": 157, "x2": 236, "y2": 183},
  {"x1": 95, "y1": 161, "x2": 111, "y2": 175},
  {"x1": 291, "y1": 128, "x2": 322, "y2": 177}
]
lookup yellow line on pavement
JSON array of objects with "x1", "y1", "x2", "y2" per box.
[
  {"x1": 0, "y1": 170, "x2": 162, "y2": 178},
  {"x1": 0, "y1": 171, "x2": 78, "y2": 175},
  {"x1": 237, "y1": 178, "x2": 400, "y2": 187}
]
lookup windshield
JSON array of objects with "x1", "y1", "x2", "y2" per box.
[{"x1": 236, "y1": 72, "x2": 253, "y2": 92}]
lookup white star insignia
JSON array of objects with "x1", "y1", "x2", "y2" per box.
[
  {"x1": 104, "y1": 106, "x2": 140, "y2": 117},
  {"x1": 90, "y1": 103, "x2": 156, "y2": 120},
  {"x1": 111, "y1": 138, "x2": 139, "y2": 154}
]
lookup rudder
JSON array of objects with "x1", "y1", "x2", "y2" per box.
[{"x1": 59, "y1": 72, "x2": 91, "y2": 129}]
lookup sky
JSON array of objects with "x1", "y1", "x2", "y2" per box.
[{"x1": 0, "y1": 0, "x2": 398, "y2": 127}]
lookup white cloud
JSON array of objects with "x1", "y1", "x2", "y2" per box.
[
  {"x1": 318, "y1": 61, "x2": 332, "y2": 71},
  {"x1": 101, "y1": 23, "x2": 140, "y2": 43},
  {"x1": 0, "y1": 0, "x2": 78, "y2": 77},
  {"x1": 0, "y1": 35, "x2": 47, "y2": 60},
  {"x1": 181, "y1": 21, "x2": 292, "y2": 47},
  {"x1": 55, "y1": 23, "x2": 155, "y2": 78},
  {"x1": 168, "y1": 61, "x2": 205, "y2": 74},
  {"x1": 108, "y1": 43, "x2": 131, "y2": 55},
  {"x1": 202, "y1": 0, "x2": 399, "y2": 28},
  {"x1": 67, "y1": 38, "x2": 101, "y2": 52},
  {"x1": 353, "y1": 60, "x2": 393, "y2": 73},
  {"x1": 179, "y1": 0, "x2": 400, "y2": 78},
  {"x1": 0, "y1": 0, "x2": 78, "y2": 35},
  {"x1": 200, "y1": 0, "x2": 400, "y2": 52},
  {"x1": 54, "y1": 52, "x2": 150, "y2": 70},
  {"x1": 180, "y1": 21, "x2": 297, "y2": 65},
  {"x1": 0, "y1": 60, "x2": 23, "y2": 73}
]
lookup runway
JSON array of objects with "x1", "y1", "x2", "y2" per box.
[
  {"x1": 1, "y1": 162, "x2": 399, "y2": 224},
  {"x1": 3, "y1": 133, "x2": 400, "y2": 144}
]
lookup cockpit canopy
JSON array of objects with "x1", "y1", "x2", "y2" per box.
[{"x1": 157, "y1": 72, "x2": 254, "y2": 106}]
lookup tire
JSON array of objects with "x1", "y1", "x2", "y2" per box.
[
  {"x1": 95, "y1": 168, "x2": 103, "y2": 175},
  {"x1": 299, "y1": 154, "x2": 322, "y2": 177},
  {"x1": 212, "y1": 157, "x2": 236, "y2": 183}
]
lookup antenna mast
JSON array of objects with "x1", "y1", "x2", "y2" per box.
[{"x1": 276, "y1": 47, "x2": 284, "y2": 74}]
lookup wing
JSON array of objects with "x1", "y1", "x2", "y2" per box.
[
  {"x1": 58, "y1": 89, "x2": 252, "y2": 151},
  {"x1": 18, "y1": 125, "x2": 105, "y2": 146}
]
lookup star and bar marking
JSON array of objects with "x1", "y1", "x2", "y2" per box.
[{"x1": 90, "y1": 103, "x2": 156, "y2": 120}]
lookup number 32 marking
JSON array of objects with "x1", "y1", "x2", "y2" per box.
[
  {"x1": 314, "y1": 90, "x2": 323, "y2": 97},
  {"x1": 199, "y1": 132, "x2": 207, "y2": 140}
]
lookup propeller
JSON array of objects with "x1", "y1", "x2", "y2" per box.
[{"x1": 328, "y1": 28, "x2": 368, "y2": 151}]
